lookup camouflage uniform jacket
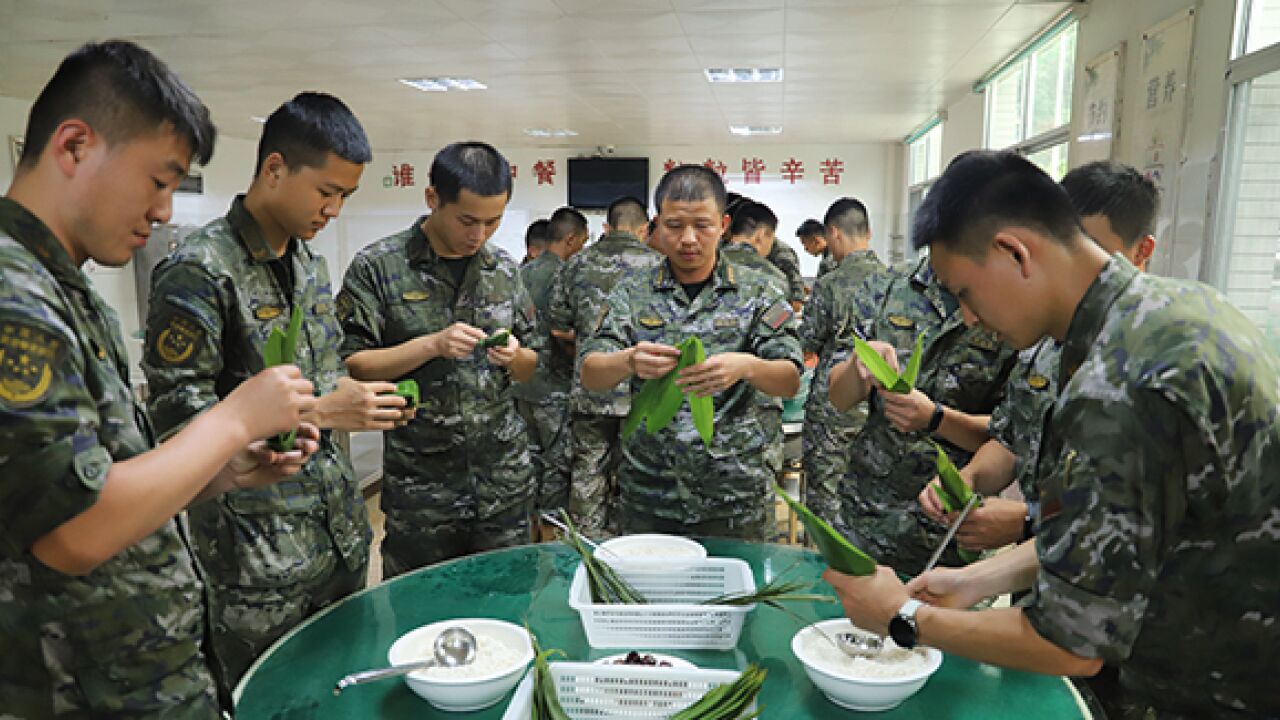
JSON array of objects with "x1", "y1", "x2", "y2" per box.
[
  {"x1": 338, "y1": 219, "x2": 540, "y2": 519},
  {"x1": 765, "y1": 240, "x2": 806, "y2": 304},
  {"x1": 143, "y1": 195, "x2": 369, "y2": 583},
  {"x1": 800, "y1": 249, "x2": 892, "y2": 432},
  {"x1": 582, "y1": 255, "x2": 803, "y2": 524},
  {"x1": 513, "y1": 250, "x2": 569, "y2": 405},
  {"x1": 841, "y1": 257, "x2": 1016, "y2": 565},
  {"x1": 987, "y1": 337, "x2": 1060, "y2": 500},
  {"x1": 546, "y1": 231, "x2": 661, "y2": 417},
  {"x1": 816, "y1": 249, "x2": 838, "y2": 279},
  {"x1": 0, "y1": 198, "x2": 217, "y2": 716},
  {"x1": 1025, "y1": 256, "x2": 1280, "y2": 718},
  {"x1": 720, "y1": 241, "x2": 788, "y2": 295}
]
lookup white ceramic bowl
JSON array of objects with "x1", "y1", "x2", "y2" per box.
[
  {"x1": 595, "y1": 534, "x2": 707, "y2": 561},
  {"x1": 791, "y1": 619, "x2": 943, "y2": 712},
  {"x1": 387, "y1": 618, "x2": 533, "y2": 712}
]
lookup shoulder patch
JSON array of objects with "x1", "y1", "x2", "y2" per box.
[
  {"x1": 762, "y1": 301, "x2": 793, "y2": 331},
  {"x1": 714, "y1": 317, "x2": 738, "y2": 329},
  {"x1": 0, "y1": 321, "x2": 66, "y2": 408},
  {"x1": 638, "y1": 316, "x2": 665, "y2": 328},
  {"x1": 887, "y1": 314, "x2": 915, "y2": 330},
  {"x1": 402, "y1": 290, "x2": 430, "y2": 302},
  {"x1": 335, "y1": 291, "x2": 354, "y2": 321},
  {"x1": 254, "y1": 304, "x2": 284, "y2": 321},
  {"x1": 1027, "y1": 374, "x2": 1050, "y2": 390},
  {"x1": 153, "y1": 312, "x2": 205, "y2": 366}
]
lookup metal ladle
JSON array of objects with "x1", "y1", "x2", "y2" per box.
[{"x1": 333, "y1": 626, "x2": 477, "y2": 694}]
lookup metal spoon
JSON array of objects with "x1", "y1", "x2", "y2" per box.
[
  {"x1": 333, "y1": 626, "x2": 477, "y2": 694},
  {"x1": 831, "y1": 493, "x2": 982, "y2": 658}
]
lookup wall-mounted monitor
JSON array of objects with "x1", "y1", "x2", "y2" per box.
[{"x1": 567, "y1": 157, "x2": 649, "y2": 210}]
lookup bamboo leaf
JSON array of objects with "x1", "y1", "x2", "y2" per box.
[
  {"x1": 645, "y1": 366, "x2": 684, "y2": 433},
  {"x1": 901, "y1": 331, "x2": 925, "y2": 387},
  {"x1": 281, "y1": 303, "x2": 303, "y2": 364},
  {"x1": 476, "y1": 328, "x2": 510, "y2": 350},
  {"x1": 932, "y1": 442, "x2": 974, "y2": 510},
  {"x1": 775, "y1": 484, "x2": 876, "y2": 576},
  {"x1": 686, "y1": 337, "x2": 715, "y2": 447},
  {"x1": 265, "y1": 305, "x2": 305, "y2": 452},
  {"x1": 852, "y1": 336, "x2": 910, "y2": 393},
  {"x1": 395, "y1": 379, "x2": 419, "y2": 409}
]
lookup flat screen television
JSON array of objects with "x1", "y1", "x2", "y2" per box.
[{"x1": 567, "y1": 157, "x2": 649, "y2": 210}]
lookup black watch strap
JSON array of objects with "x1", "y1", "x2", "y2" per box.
[
  {"x1": 926, "y1": 401, "x2": 945, "y2": 433},
  {"x1": 1023, "y1": 500, "x2": 1040, "y2": 540}
]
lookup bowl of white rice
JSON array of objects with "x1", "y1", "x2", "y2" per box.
[
  {"x1": 387, "y1": 618, "x2": 533, "y2": 711},
  {"x1": 595, "y1": 534, "x2": 707, "y2": 562},
  {"x1": 791, "y1": 619, "x2": 942, "y2": 711}
]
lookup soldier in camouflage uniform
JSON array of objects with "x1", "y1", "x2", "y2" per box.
[
  {"x1": 796, "y1": 218, "x2": 837, "y2": 279},
  {"x1": 522, "y1": 218, "x2": 549, "y2": 266},
  {"x1": 581, "y1": 166, "x2": 802, "y2": 541},
  {"x1": 546, "y1": 197, "x2": 660, "y2": 536},
  {"x1": 827, "y1": 151, "x2": 1280, "y2": 719},
  {"x1": 827, "y1": 253, "x2": 1016, "y2": 572},
  {"x1": 339, "y1": 141, "x2": 541, "y2": 577},
  {"x1": 514, "y1": 207, "x2": 586, "y2": 516},
  {"x1": 143, "y1": 94, "x2": 405, "y2": 693},
  {"x1": 0, "y1": 41, "x2": 318, "y2": 717},
  {"x1": 719, "y1": 200, "x2": 788, "y2": 294},
  {"x1": 765, "y1": 234, "x2": 807, "y2": 310},
  {"x1": 799, "y1": 198, "x2": 892, "y2": 530}
]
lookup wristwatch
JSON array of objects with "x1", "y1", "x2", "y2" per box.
[
  {"x1": 926, "y1": 401, "x2": 945, "y2": 433},
  {"x1": 888, "y1": 598, "x2": 924, "y2": 649}
]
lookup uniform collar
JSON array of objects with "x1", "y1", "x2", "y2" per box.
[
  {"x1": 0, "y1": 196, "x2": 88, "y2": 291},
  {"x1": 226, "y1": 194, "x2": 305, "y2": 264},
  {"x1": 909, "y1": 255, "x2": 958, "y2": 318},
  {"x1": 529, "y1": 250, "x2": 563, "y2": 269},
  {"x1": 1060, "y1": 254, "x2": 1139, "y2": 384},
  {"x1": 838, "y1": 248, "x2": 878, "y2": 267},
  {"x1": 599, "y1": 230, "x2": 643, "y2": 248},
  {"x1": 408, "y1": 216, "x2": 497, "y2": 271},
  {"x1": 653, "y1": 252, "x2": 737, "y2": 292}
]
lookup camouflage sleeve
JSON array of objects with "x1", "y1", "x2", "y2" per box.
[
  {"x1": 1024, "y1": 389, "x2": 1185, "y2": 662},
  {"x1": 0, "y1": 290, "x2": 110, "y2": 554},
  {"x1": 142, "y1": 258, "x2": 226, "y2": 440},
  {"x1": 750, "y1": 290, "x2": 804, "y2": 372},
  {"x1": 579, "y1": 283, "x2": 633, "y2": 359},
  {"x1": 545, "y1": 260, "x2": 574, "y2": 333},
  {"x1": 987, "y1": 372, "x2": 1023, "y2": 451},
  {"x1": 337, "y1": 254, "x2": 384, "y2": 359},
  {"x1": 774, "y1": 245, "x2": 806, "y2": 304},
  {"x1": 512, "y1": 271, "x2": 545, "y2": 355},
  {"x1": 798, "y1": 275, "x2": 833, "y2": 354}
]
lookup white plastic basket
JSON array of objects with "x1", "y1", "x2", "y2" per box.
[
  {"x1": 500, "y1": 662, "x2": 755, "y2": 720},
  {"x1": 568, "y1": 558, "x2": 756, "y2": 650}
]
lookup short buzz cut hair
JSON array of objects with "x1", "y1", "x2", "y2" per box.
[
  {"x1": 653, "y1": 164, "x2": 727, "y2": 214},
  {"x1": 20, "y1": 40, "x2": 215, "y2": 169},
  {"x1": 255, "y1": 92, "x2": 371, "y2": 174},
  {"x1": 547, "y1": 206, "x2": 588, "y2": 244},
  {"x1": 797, "y1": 219, "x2": 825, "y2": 239},
  {"x1": 606, "y1": 196, "x2": 648, "y2": 231},
  {"x1": 1060, "y1": 161, "x2": 1160, "y2": 248},
  {"x1": 824, "y1": 197, "x2": 871, "y2": 238},
  {"x1": 430, "y1": 141, "x2": 513, "y2": 205},
  {"x1": 525, "y1": 219, "x2": 550, "y2": 249},
  {"x1": 912, "y1": 150, "x2": 1081, "y2": 256},
  {"x1": 728, "y1": 201, "x2": 778, "y2": 238}
]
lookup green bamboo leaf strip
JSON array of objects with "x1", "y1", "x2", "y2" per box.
[
  {"x1": 394, "y1": 379, "x2": 419, "y2": 409},
  {"x1": 775, "y1": 484, "x2": 876, "y2": 576},
  {"x1": 645, "y1": 366, "x2": 684, "y2": 433},
  {"x1": 477, "y1": 328, "x2": 510, "y2": 350},
  {"x1": 931, "y1": 480, "x2": 955, "y2": 514},
  {"x1": 557, "y1": 510, "x2": 648, "y2": 604},
  {"x1": 622, "y1": 372, "x2": 664, "y2": 438},
  {"x1": 266, "y1": 305, "x2": 304, "y2": 452},
  {"x1": 901, "y1": 331, "x2": 925, "y2": 387},
  {"x1": 932, "y1": 442, "x2": 974, "y2": 510},
  {"x1": 528, "y1": 630, "x2": 571, "y2": 720},
  {"x1": 686, "y1": 336, "x2": 715, "y2": 447},
  {"x1": 852, "y1": 336, "x2": 909, "y2": 393},
  {"x1": 670, "y1": 664, "x2": 767, "y2": 720}
]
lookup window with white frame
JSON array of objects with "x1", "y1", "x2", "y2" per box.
[
  {"x1": 1206, "y1": 0, "x2": 1280, "y2": 352},
  {"x1": 908, "y1": 122, "x2": 942, "y2": 187},
  {"x1": 981, "y1": 19, "x2": 1077, "y2": 179}
]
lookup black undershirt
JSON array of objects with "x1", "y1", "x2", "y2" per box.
[
  {"x1": 440, "y1": 256, "x2": 472, "y2": 288},
  {"x1": 680, "y1": 280, "x2": 709, "y2": 302}
]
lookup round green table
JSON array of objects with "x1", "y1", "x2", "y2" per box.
[{"x1": 234, "y1": 539, "x2": 1089, "y2": 719}]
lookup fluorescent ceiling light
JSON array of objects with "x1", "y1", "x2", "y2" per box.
[
  {"x1": 730, "y1": 125, "x2": 782, "y2": 136},
  {"x1": 250, "y1": 116, "x2": 267, "y2": 123},
  {"x1": 705, "y1": 67, "x2": 783, "y2": 83},
  {"x1": 525, "y1": 128, "x2": 579, "y2": 138},
  {"x1": 399, "y1": 77, "x2": 487, "y2": 92}
]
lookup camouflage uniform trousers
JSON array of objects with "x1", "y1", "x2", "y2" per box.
[
  {"x1": 381, "y1": 498, "x2": 534, "y2": 578},
  {"x1": 801, "y1": 407, "x2": 863, "y2": 534},
  {"x1": 567, "y1": 412, "x2": 623, "y2": 537},
  {"x1": 516, "y1": 397, "x2": 572, "y2": 513},
  {"x1": 838, "y1": 490, "x2": 963, "y2": 574},
  {"x1": 194, "y1": 513, "x2": 368, "y2": 697}
]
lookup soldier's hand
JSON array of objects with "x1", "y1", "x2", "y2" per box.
[
  {"x1": 487, "y1": 333, "x2": 521, "y2": 366},
  {"x1": 857, "y1": 340, "x2": 900, "y2": 388},
  {"x1": 918, "y1": 477, "x2": 947, "y2": 521},
  {"x1": 431, "y1": 322, "x2": 487, "y2": 359},
  {"x1": 226, "y1": 365, "x2": 316, "y2": 441},
  {"x1": 223, "y1": 422, "x2": 322, "y2": 490},
  {"x1": 677, "y1": 352, "x2": 753, "y2": 397},
  {"x1": 954, "y1": 498, "x2": 1026, "y2": 551},
  {"x1": 314, "y1": 376, "x2": 409, "y2": 431},
  {"x1": 821, "y1": 565, "x2": 909, "y2": 636},
  {"x1": 905, "y1": 566, "x2": 987, "y2": 610},
  {"x1": 881, "y1": 387, "x2": 935, "y2": 433},
  {"x1": 631, "y1": 341, "x2": 680, "y2": 379}
]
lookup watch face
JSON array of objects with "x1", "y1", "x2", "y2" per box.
[{"x1": 889, "y1": 615, "x2": 917, "y2": 649}]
